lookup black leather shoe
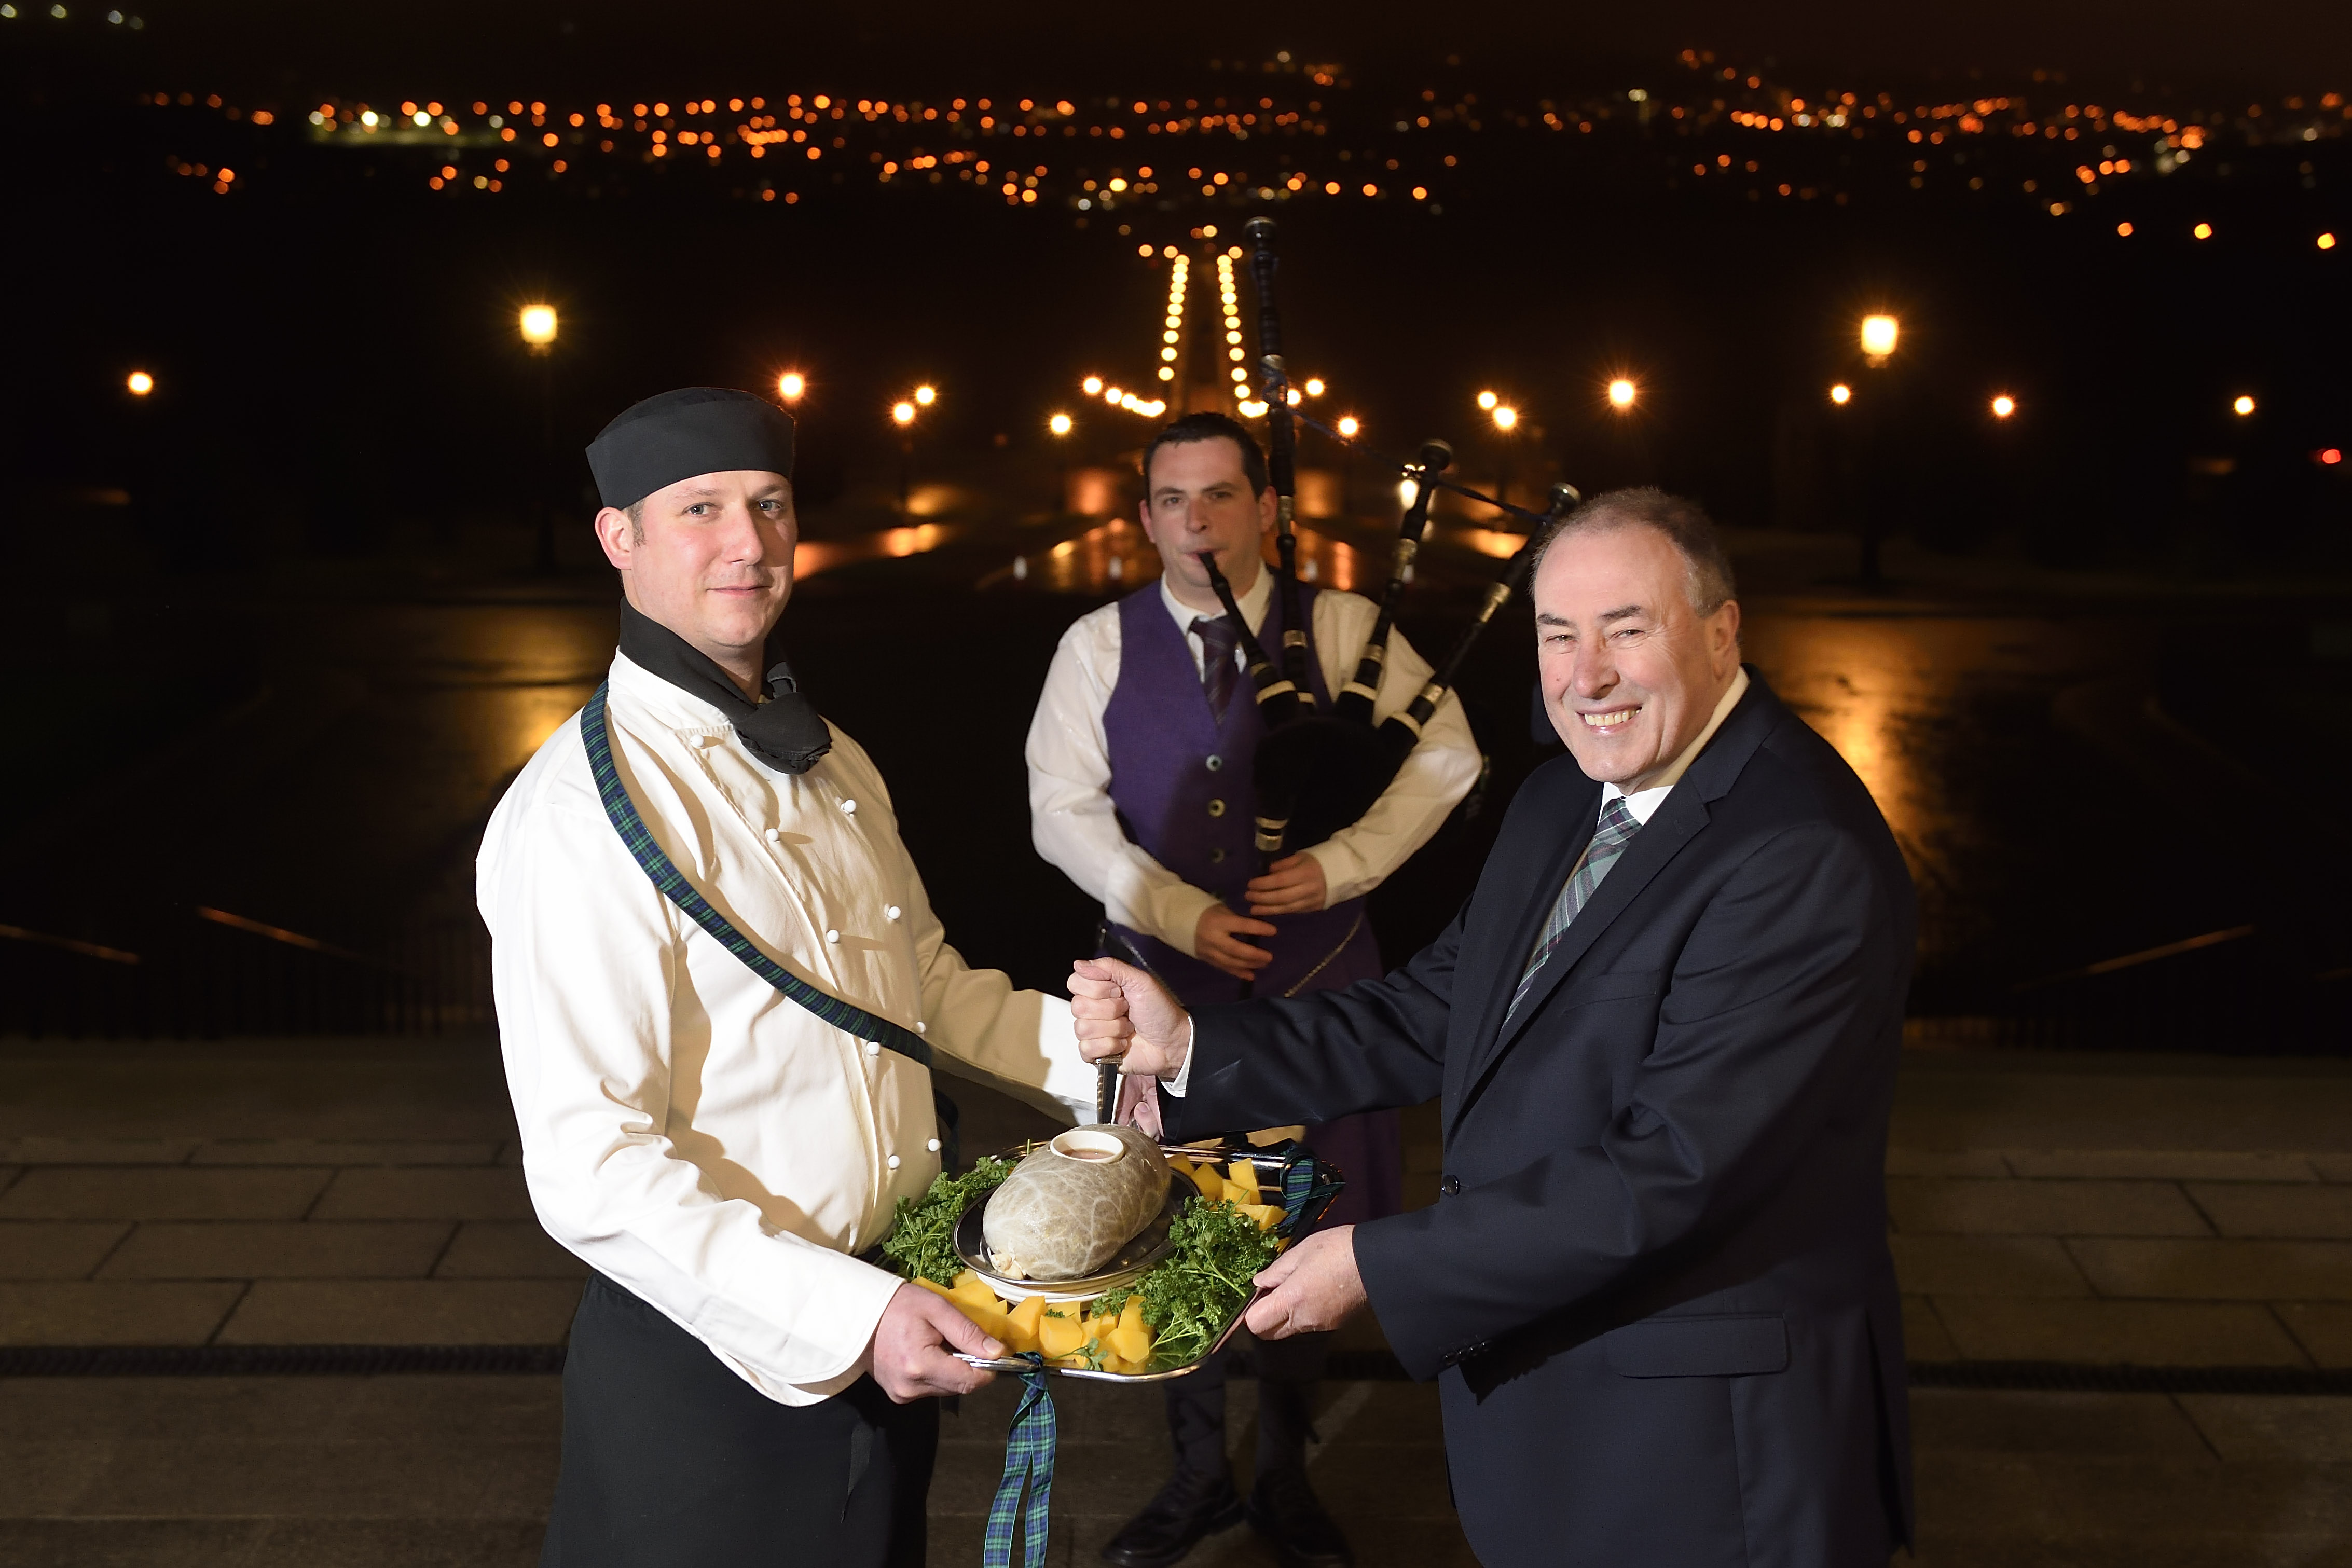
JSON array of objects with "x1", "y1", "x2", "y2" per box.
[
  {"x1": 1245, "y1": 1467, "x2": 1354, "y2": 1568},
  {"x1": 1099, "y1": 1466, "x2": 1246, "y2": 1567}
]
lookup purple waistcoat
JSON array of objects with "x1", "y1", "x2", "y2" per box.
[{"x1": 1102, "y1": 581, "x2": 1398, "y2": 1227}]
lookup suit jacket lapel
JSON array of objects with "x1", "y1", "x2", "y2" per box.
[{"x1": 1447, "y1": 786, "x2": 1597, "y2": 1113}]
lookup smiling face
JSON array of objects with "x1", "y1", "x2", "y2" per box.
[
  {"x1": 595, "y1": 469, "x2": 796, "y2": 695},
  {"x1": 1139, "y1": 435, "x2": 1276, "y2": 612},
  {"x1": 1532, "y1": 522, "x2": 1743, "y2": 790}
]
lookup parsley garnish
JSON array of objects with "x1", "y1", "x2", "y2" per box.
[{"x1": 880, "y1": 1156, "x2": 1014, "y2": 1287}]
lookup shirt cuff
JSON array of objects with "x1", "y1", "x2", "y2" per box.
[{"x1": 1163, "y1": 1019, "x2": 1198, "y2": 1098}]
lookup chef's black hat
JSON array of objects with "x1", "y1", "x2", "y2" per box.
[{"x1": 585, "y1": 387, "x2": 796, "y2": 510}]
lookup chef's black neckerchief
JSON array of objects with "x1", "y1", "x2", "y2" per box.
[{"x1": 615, "y1": 599, "x2": 834, "y2": 776}]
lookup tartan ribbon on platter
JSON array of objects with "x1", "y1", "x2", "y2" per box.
[
  {"x1": 579, "y1": 682, "x2": 931, "y2": 1071},
  {"x1": 982, "y1": 1359, "x2": 1057, "y2": 1568}
]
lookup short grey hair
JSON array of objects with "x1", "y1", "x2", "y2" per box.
[{"x1": 1528, "y1": 486, "x2": 1737, "y2": 616}]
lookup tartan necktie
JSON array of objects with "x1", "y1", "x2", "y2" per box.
[
  {"x1": 1506, "y1": 794, "x2": 1644, "y2": 1023},
  {"x1": 1192, "y1": 615, "x2": 1241, "y2": 720}
]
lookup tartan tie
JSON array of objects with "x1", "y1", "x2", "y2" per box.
[
  {"x1": 1506, "y1": 795, "x2": 1644, "y2": 1023},
  {"x1": 1192, "y1": 615, "x2": 1241, "y2": 720}
]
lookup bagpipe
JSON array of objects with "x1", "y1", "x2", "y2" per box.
[{"x1": 1201, "y1": 216, "x2": 1581, "y2": 872}]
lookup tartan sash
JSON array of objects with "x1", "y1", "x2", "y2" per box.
[
  {"x1": 984, "y1": 1360, "x2": 1057, "y2": 1568},
  {"x1": 579, "y1": 681, "x2": 932, "y2": 1071}
]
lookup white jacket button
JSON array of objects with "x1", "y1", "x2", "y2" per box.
[
  {"x1": 886, "y1": 1153, "x2": 902, "y2": 1170},
  {"x1": 885, "y1": 905, "x2": 902, "y2": 921},
  {"x1": 764, "y1": 828, "x2": 781, "y2": 843},
  {"x1": 841, "y1": 799, "x2": 858, "y2": 815},
  {"x1": 914, "y1": 1022, "x2": 927, "y2": 1035},
  {"x1": 927, "y1": 1138, "x2": 942, "y2": 1153},
  {"x1": 826, "y1": 929, "x2": 841, "y2": 944},
  {"x1": 865, "y1": 1040, "x2": 881, "y2": 1058}
]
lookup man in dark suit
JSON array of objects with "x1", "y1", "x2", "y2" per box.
[{"x1": 1074, "y1": 487, "x2": 1916, "y2": 1567}]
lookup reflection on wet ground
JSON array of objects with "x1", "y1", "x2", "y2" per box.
[{"x1": 2, "y1": 510, "x2": 2346, "y2": 1047}]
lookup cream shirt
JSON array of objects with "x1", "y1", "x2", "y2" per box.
[
  {"x1": 478, "y1": 650, "x2": 1095, "y2": 1406},
  {"x1": 1024, "y1": 567, "x2": 1483, "y2": 958}
]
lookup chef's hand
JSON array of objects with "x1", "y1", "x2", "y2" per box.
[
  {"x1": 1246, "y1": 1226, "x2": 1368, "y2": 1339},
  {"x1": 1196, "y1": 905, "x2": 1277, "y2": 980},
  {"x1": 1246, "y1": 851, "x2": 1328, "y2": 917},
  {"x1": 869, "y1": 1283, "x2": 999, "y2": 1403},
  {"x1": 1069, "y1": 957, "x2": 1192, "y2": 1081}
]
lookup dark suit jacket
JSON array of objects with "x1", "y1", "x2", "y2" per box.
[{"x1": 1163, "y1": 671, "x2": 1916, "y2": 1568}]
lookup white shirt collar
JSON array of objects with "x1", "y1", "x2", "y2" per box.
[{"x1": 1160, "y1": 560, "x2": 1272, "y2": 641}]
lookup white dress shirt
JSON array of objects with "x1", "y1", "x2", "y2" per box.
[
  {"x1": 1025, "y1": 567, "x2": 1483, "y2": 958},
  {"x1": 478, "y1": 650, "x2": 1096, "y2": 1406}
]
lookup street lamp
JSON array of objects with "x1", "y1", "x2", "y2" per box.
[
  {"x1": 1854, "y1": 314, "x2": 1902, "y2": 585},
  {"x1": 1991, "y1": 394, "x2": 2016, "y2": 419},
  {"x1": 1491, "y1": 405, "x2": 1518, "y2": 431},
  {"x1": 1048, "y1": 411, "x2": 1074, "y2": 512},
  {"x1": 1082, "y1": 375, "x2": 1104, "y2": 396},
  {"x1": 1048, "y1": 411, "x2": 1072, "y2": 436},
  {"x1": 1607, "y1": 378, "x2": 1638, "y2": 411},
  {"x1": 2233, "y1": 395, "x2": 2257, "y2": 417},
  {"x1": 1860, "y1": 313, "x2": 1897, "y2": 365},
  {"x1": 892, "y1": 399, "x2": 919, "y2": 516},
  {"x1": 1829, "y1": 383, "x2": 1852, "y2": 405},
  {"x1": 1476, "y1": 389, "x2": 1499, "y2": 411},
  {"x1": 1336, "y1": 416, "x2": 1359, "y2": 439},
  {"x1": 518, "y1": 304, "x2": 560, "y2": 573},
  {"x1": 778, "y1": 371, "x2": 806, "y2": 403},
  {"x1": 1303, "y1": 378, "x2": 1325, "y2": 398},
  {"x1": 913, "y1": 384, "x2": 937, "y2": 407},
  {"x1": 519, "y1": 304, "x2": 558, "y2": 355},
  {"x1": 126, "y1": 370, "x2": 154, "y2": 396}
]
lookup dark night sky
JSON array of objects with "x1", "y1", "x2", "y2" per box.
[{"x1": 109, "y1": 1, "x2": 2352, "y2": 101}]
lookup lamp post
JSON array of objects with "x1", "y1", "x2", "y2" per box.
[
  {"x1": 892, "y1": 397, "x2": 918, "y2": 516},
  {"x1": 1489, "y1": 400, "x2": 1520, "y2": 510},
  {"x1": 1048, "y1": 410, "x2": 1072, "y2": 513},
  {"x1": 1856, "y1": 312, "x2": 1899, "y2": 586},
  {"x1": 520, "y1": 304, "x2": 559, "y2": 574},
  {"x1": 1337, "y1": 414, "x2": 1360, "y2": 516}
]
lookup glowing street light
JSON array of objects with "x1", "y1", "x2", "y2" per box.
[
  {"x1": 2320, "y1": 233, "x2": 2339, "y2": 251},
  {"x1": 777, "y1": 371, "x2": 806, "y2": 402},
  {"x1": 1491, "y1": 405, "x2": 1519, "y2": 432},
  {"x1": 913, "y1": 384, "x2": 937, "y2": 407},
  {"x1": 1991, "y1": 394, "x2": 2016, "y2": 419},
  {"x1": 1082, "y1": 375, "x2": 1104, "y2": 396},
  {"x1": 2193, "y1": 222, "x2": 2214, "y2": 240},
  {"x1": 1829, "y1": 383, "x2": 1853, "y2": 405},
  {"x1": 1336, "y1": 415, "x2": 1360, "y2": 438},
  {"x1": 891, "y1": 401, "x2": 918, "y2": 425},
  {"x1": 1606, "y1": 378, "x2": 1638, "y2": 411},
  {"x1": 1303, "y1": 378, "x2": 1326, "y2": 397},
  {"x1": 126, "y1": 370, "x2": 154, "y2": 396},
  {"x1": 1048, "y1": 411, "x2": 1072, "y2": 436},
  {"x1": 1476, "y1": 389, "x2": 1499, "y2": 411},
  {"x1": 1859, "y1": 313, "x2": 1899, "y2": 362},
  {"x1": 519, "y1": 303, "x2": 558, "y2": 355},
  {"x1": 2233, "y1": 395, "x2": 2257, "y2": 417}
]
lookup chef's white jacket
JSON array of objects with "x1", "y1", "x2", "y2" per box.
[{"x1": 478, "y1": 649, "x2": 1095, "y2": 1405}]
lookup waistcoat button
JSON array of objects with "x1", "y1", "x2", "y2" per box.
[
  {"x1": 1205, "y1": 754, "x2": 1223, "y2": 772},
  {"x1": 1206, "y1": 799, "x2": 1226, "y2": 817},
  {"x1": 1208, "y1": 848, "x2": 1226, "y2": 864},
  {"x1": 1442, "y1": 1175, "x2": 1463, "y2": 1196}
]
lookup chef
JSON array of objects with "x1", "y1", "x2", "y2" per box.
[{"x1": 478, "y1": 386, "x2": 1097, "y2": 1568}]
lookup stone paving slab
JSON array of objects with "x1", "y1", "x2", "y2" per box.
[
  {"x1": 1930, "y1": 1297, "x2": 2310, "y2": 1366},
  {"x1": 310, "y1": 1167, "x2": 534, "y2": 1222},
  {"x1": 1886, "y1": 1148, "x2": 2011, "y2": 1177},
  {"x1": 2178, "y1": 1395, "x2": 2352, "y2": 1463},
  {"x1": 1888, "y1": 1176, "x2": 2214, "y2": 1236},
  {"x1": 1907, "y1": 1387, "x2": 2212, "y2": 1459},
  {"x1": 216, "y1": 1281, "x2": 584, "y2": 1345},
  {"x1": 2187, "y1": 1182, "x2": 2352, "y2": 1239},
  {"x1": 1902, "y1": 1296, "x2": 1960, "y2": 1360},
  {"x1": 0, "y1": 1167, "x2": 331, "y2": 1222},
  {"x1": 0, "y1": 1138, "x2": 201, "y2": 1166},
  {"x1": 98, "y1": 1222, "x2": 455, "y2": 1281},
  {"x1": 188, "y1": 1140, "x2": 502, "y2": 1167},
  {"x1": 0, "y1": 1221, "x2": 128, "y2": 1280},
  {"x1": 2066, "y1": 1237, "x2": 2352, "y2": 1301},
  {"x1": 2278, "y1": 1303, "x2": 2352, "y2": 1368},
  {"x1": 2003, "y1": 1150, "x2": 2325, "y2": 1182},
  {"x1": 2312, "y1": 1153, "x2": 2352, "y2": 1183},
  {"x1": 1891, "y1": 1234, "x2": 2093, "y2": 1297},
  {"x1": 0, "y1": 1282, "x2": 243, "y2": 1345},
  {"x1": 432, "y1": 1222, "x2": 589, "y2": 1280}
]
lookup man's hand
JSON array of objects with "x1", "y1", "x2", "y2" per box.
[
  {"x1": 1244, "y1": 1226, "x2": 1368, "y2": 1339},
  {"x1": 1069, "y1": 957, "x2": 1193, "y2": 1081},
  {"x1": 868, "y1": 1283, "x2": 999, "y2": 1404},
  {"x1": 1196, "y1": 904, "x2": 1277, "y2": 980},
  {"x1": 1246, "y1": 851, "x2": 1328, "y2": 918}
]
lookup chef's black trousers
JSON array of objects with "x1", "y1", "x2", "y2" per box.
[
  {"x1": 1165, "y1": 1328, "x2": 1330, "y2": 1481},
  {"x1": 541, "y1": 1273, "x2": 937, "y2": 1568}
]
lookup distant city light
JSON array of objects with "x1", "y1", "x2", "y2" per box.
[
  {"x1": 1606, "y1": 378, "x2": 1638, "y2": 410},
  {"x1": 1991, "y1": 394, "x2": 2016, "y2": 419},
  {"x1": 1398, "y1": 479, "x2": 1419, "y2": 507},
  {"x1": 2320, "y1": 448, "x2": 2343, "y2": 465},
  {"x1": 126, "y1": 370, "x2": 153, "y2": 396},
  {"x1": 2193, "y1": 222, "x2": 2214, "y2": 240},
  {"x1": 1491, "y1": 405, "x2": 1519, "y2": 431},
  {"x1": 1048, "y1": 411, "x2": 1072, "y2": 436},
  {"x1": 777, "y1": 371, "x2": 805, "y2": 402},
  {"x1": 2233, "y1": 395, "x2": 2257, "y2": 417},
  {"x1": 518, "y1": 304, "x2": 558, "y2": 350},
  {"x1": 1860, "y1": 314, "x2": 1899, "y2": 360},
  {"x1": 2322, "y1": 233, "x2": 2340, "y2": 250},
  {"x1": 1303, "y1": 378, "x2": 1325, "y2": 397},
  {"x1": 1830, "y1": 383, "x2": 1853, "y2": 405},
  {"x1": 913, "y1": 384, "x2": 936, "y2": 406},
  {"x1": 2116, "y1": 222, "x2": 2135, "y2": 237},
  {"x1": 1082, "y1": 376, "x2": 1104, "y2": 396},
  {"x1": 891, "y1": 401, "x2": 917, "y2": 425},
  {"x1": 1337, "y1": 415, "x2": 1360, "y2": 438},
  {"x1": 1476, "y1": 389, "x2": 1499, "y2": 410}
]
